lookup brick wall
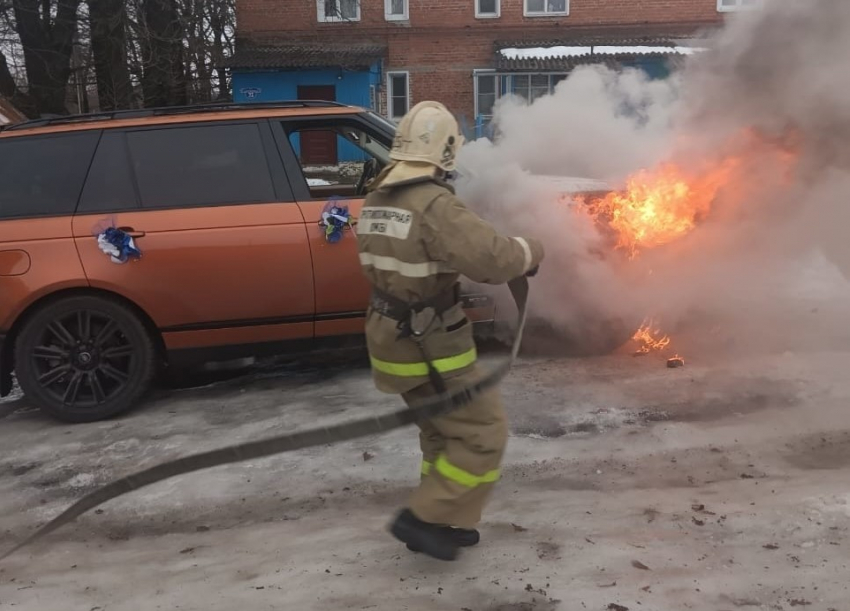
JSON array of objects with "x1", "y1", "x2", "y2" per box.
[
  {"x1": 238, "y1": 0, "x2": 726, "y2": 121},
  {"x1": 386, "y1": 30, "x2": 495, "y2": 120},
  {"x1": 241, "y1": 0, "x2": 722, "y2": 36}
]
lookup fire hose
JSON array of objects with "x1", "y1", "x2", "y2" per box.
[{"x1": 0, "y1": 276, "x2": 529, "y2": 562}]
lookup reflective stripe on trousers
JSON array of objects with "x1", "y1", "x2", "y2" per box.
[
  {"x1": 370, "y1": 347, "x2": 477, "y2": 377},
  {"x1": 421, "y1": 456, "x2": 500, "y2": 487}
]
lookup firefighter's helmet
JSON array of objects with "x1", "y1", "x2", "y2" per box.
[{"x1": 389, "y1": 101, "x2": 465, "y2": 172}]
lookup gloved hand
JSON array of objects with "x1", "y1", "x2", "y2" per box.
[{"x1": 525, "y1": 265, "x2": 539, "y2": 278}]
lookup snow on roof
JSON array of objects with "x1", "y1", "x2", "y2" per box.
[
  {"x1": 499, "y1": 45, "x2": 708, "y2": 60},
  {"x1": 500, "y1": 46, "x2": 593, "y2": 60},
  {"x1": 594, "y1": 45, "x2": 708, "y2": 56}
]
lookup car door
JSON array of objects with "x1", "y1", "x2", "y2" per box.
[
  {"x1": 72, "y1": 119, "x2": 315, "y2": 351},
  {"x1": 270, "y1": 115, "x2": 387, "y2": 337}
]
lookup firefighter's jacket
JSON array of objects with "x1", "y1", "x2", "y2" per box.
[{"x1": 357, "y1": 164, "x2": 544, "y2": 394}]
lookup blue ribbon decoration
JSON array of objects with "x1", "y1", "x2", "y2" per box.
[
  {"x1": 319, "y1": 200, "x2": 355, "y2": 244},
  {"x1": 97, "y1": 227, "x2": 142, "y2": 264}
]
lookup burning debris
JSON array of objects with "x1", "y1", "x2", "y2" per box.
[
  {"x1": 631, "y1": 318, "x2": 671, "y2": 356},
  {"x1": 666, "y1": 356, "x2": 685, "y2": 369}
]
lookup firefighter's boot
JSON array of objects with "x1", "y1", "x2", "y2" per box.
[
  {"x1": 406, "y1": 525, "x2": 479, "y2": 553},
  {"x1": 389, "y1": 508, "x2": 459, "y2": 561}
]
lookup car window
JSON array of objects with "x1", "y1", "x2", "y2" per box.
[
  {"x1": 78, "y1": 131, "x2": 139, "y2": 213},
  {"x1": 0, "y1": 131, "x2": 100, "y2": 220},
  {"x1": 126, "y1": 122, "x2": 276, "y2": 209},
  {"x1": 281, "y1": 119, "x2": 391, "y2": 200}
]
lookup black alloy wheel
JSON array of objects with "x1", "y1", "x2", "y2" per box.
[{"x1": 14, "y1": 296, "x2": 156, "y2": 423}]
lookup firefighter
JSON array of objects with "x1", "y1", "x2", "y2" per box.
[{"x1": 357, "y1": 101, "x2": 545, "y2": 561}]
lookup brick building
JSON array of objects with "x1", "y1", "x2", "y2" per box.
[{"x1": 225, "y1": 0, "x2": 758, "y2": 161}]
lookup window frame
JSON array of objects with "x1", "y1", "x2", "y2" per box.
[
  {"x1": 473, "y1": 70, "x2": 498, "y2": 120},
  {"x1": 270, "y1": 114, "x2": 395, "y2": 202},
  {"x1": 475, "y1": 0, "x2": 500, "y2": 19},
  {"x1": 474, "y1": 71, "x2": 569, "y2": 120},
  {"x1": 116, "y1": 119, "x2": 291, "y2": 212},
  {"x1": 386, "y1": 70, "x2": 411, "y2": 122},
  {"x1": 384, "y1": 0, "x2": 409, "y2": 21},
  {"x1": 523, "y1": 0, "x2": 569, "y2": 17},
  {"x1": 317, "y1": 0, "x2": 361, "y2": 23},
  {"x1": 716, "y1": 0, "x2": 762, "y2": 11}
]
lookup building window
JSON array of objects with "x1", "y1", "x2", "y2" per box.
[
  {"x1": 474, "y1": 72, "x2": 568, "y2": 119},
  {"x1": 385, "y1": 0, "x2": 408, "y2": 20},
  {"x1": 512, "y1": 74, "x2": 551, "y2": 102},
  {"x1": 476, "y1": 0, "x2": 500, "y2": 18},
  {"x1": 387, "y1": 71, "x2": 409, "y2": 121},
  {"x1": 318, "y1": 0, "x2": 360, "y2": 22},
  {"x1": 524, "y1": 0, "x2": 568, "y2": 16},
  {"x1": 475, "y1": 72, "x2": 498, "y2": 118},
  {"x1": 716, "y1": 0, "x2": 762, "y2": 10}
]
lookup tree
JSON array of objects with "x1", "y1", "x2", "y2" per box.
[
  {"x1": 208, "y1": 0, "x2": 233, "y2": 96},
  {"x1": 11, "y1": 0, "x2": 82, "y2": 115},
  {"x1": 88, "y1": 0, "x2": 130, "y2": 110},
  {"x1": 2, "y1": 0, "x2": 234, "y2": 115},
  {"x1": 139, "y1": 0, "x2": 186, "y2": 107}
]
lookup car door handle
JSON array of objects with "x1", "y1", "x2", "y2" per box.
[{"x1": 117, "y1": 227, "x2": 146, "y2": 238}]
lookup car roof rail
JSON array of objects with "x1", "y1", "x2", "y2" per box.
[{"x1": 3, "y1": 100, "x2": 354, "y2": 132}]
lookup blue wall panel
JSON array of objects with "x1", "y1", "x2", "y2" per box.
[{"x1": 232, "y1": 66, "x2": 382, "y2": 163}]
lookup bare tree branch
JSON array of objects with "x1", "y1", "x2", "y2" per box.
[{"x1": 12, "y1": 0, "x2": 82, "y2": 115}]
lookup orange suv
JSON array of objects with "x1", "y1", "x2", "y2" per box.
[{"x1": 0, "y1": 101, "x2": 494, "y2": 423}]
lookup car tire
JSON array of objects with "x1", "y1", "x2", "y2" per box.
[{"x1": 14, "y1": 295, "x2": 157, "y2": 423}]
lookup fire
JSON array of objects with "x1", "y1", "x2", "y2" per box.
[
  {"x1": 576, "y1": 132, "x2": 800, "y2": 362},
  {"x1": 585, "y1": 160, "x2": 741, "y2": 360},
  {"x1": 587, "y1": 158, "x2": 742, "y2": 259},
  {"x1": 631, "y1": 317, "x2": 671, "y2": 355},
  {"x1": 579, "y1": 156, "x2": 747, "y2": 361}
]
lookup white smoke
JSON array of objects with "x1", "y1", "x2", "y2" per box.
[{"x1": 455, "y1": 0, "x2": 850, "y2": 357}]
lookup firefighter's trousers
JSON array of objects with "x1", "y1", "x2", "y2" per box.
[{"x1": 402, "y1": 366, "x2": 509, "y2": 529}]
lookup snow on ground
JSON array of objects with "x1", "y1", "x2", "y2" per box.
[{"x1": 1, "y1": 330, "x2": 849, "y2": 611}]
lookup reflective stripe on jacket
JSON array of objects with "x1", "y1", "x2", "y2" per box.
[{"x1": 357, "y1": 172, "x2": 544, "y2": 394}]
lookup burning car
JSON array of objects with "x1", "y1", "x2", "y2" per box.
[{"x1": 463, "y1": 158, "x2": 745, "y2": 357}]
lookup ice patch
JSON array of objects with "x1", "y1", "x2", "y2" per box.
[
  {"x1": 103, "y1": 439, "x2": 142, "y2": 454},
  {"x1": 67, "y1": 473, "x2": 96, "y2": 488},
  {"x1": 806, "y1": 493, "x2": 850, "y2": 517}
]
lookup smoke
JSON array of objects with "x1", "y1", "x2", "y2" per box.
[{"x1": 455, "y1": 0, "x2": 850, "y2": 357}]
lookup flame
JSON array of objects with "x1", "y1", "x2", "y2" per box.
[
  {"x1": 631, "y1": 317, "x2": 671, "y2": 356},
  {"x1": 587, "y1": 158, "x2": 742, "y2": 259},
  {"x1": 575, "y1": 132, "x2": 800, "y2": 361},
  {"x1": 583, "y1": 160, "x2": 742, "y2": 359},
  {"x1": 580, "y1": 153, "x2": 751, "y2": 358}
]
